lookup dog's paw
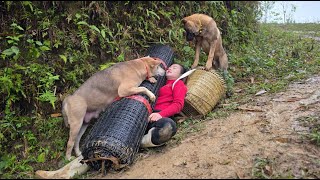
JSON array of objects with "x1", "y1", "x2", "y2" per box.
[
  {"x1": 66, "y1": 156, "x2": 76, "y2": 162},
  {"x1": 205, "y1": 65, "x2": 213, "y2": 71},
  {"x1": 197, "y1": 66, "x2": 205, "y2": 70},
  {"x1": 148, "y1": 77, "x2": 157, "y2": 83},
  {"x1": 191, "y1": 64, "x2": 197, "y2": 69},
  {"x1": 66, "y1": 153, "x2": 77, "y2": 161},
  {"x1": 75, "y1": 151, "x2": 82, "y2": 157},
  {"x1": 149, "y1": 94, "x2": 156, "y2": 102}
]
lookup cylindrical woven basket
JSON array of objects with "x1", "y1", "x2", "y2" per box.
[
  {"x1": 182, "y1": 69, "x2": 226, "y2": 117},
  {"x1": 81, "y1": 44, "x2": 174, "y2": 173},
  {"x1": 81, "y1": 97, "x2": 150, "y2": 171}
]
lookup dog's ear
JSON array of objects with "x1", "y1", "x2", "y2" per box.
[
  {"x1": 150, "y1": 60, "x2": 161, "y2": 69},
  {"x1": 182, "y1": 18, "x2": 187, "y2": 25},
  {"x1": 145, "y1": 57, "x2": 162, "y2": 67},
  {"x1": 152, "y1": 58, "x2": 162, "y2": 65}
]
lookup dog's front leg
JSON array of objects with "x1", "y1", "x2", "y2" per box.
[
  {"x1": 119, "y1": 86, "x2": 156, "y2": 102},
  {"x1": 206, "y1": 40, "x2": 217, "y2": 71},
  {"x1": 192, "y1": 39, "x2": 201, "y2": 69},
  {"x1": 219, "y1": 51, "x2": 229, "y2": 72}
]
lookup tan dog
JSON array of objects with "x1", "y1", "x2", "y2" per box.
[
  {"x1": 182, "y1": 13, "x2": 228, "y2": 75},
  {"x1": 62, "y1": 56, "x2": 165, "y2": 160}
]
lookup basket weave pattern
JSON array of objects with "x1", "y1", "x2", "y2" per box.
[{"x1": 182, "y1": 69, "x2": 226, "y2": 116}]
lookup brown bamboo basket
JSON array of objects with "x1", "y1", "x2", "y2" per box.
[{"x1": 182, "y1": 68, "x2": 226, "y2": 116}]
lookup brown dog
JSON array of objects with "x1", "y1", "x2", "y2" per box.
[
  {"x1": 62, "y1": 56, "x2": 165, "y2": 160},
  {"x1": 182, "y1": 13, "x2": 228, "y2": 75}
]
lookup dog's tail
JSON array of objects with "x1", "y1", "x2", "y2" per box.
[{"x1": 62, "y1": 96, "x2": 70, "y2": 128}]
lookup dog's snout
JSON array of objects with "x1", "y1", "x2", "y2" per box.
[
  {"x1": 156, "y1": 66, "x2": 166, "y2": 76},
  {"x1": 186, "y1": 31, "x2": 195, "y2": 41},
  {"x1": 152, "y1": 57, "x2": 168, "y2": 71}
]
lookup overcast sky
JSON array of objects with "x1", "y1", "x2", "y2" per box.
[{"x1": 267, "y1": 1, "x2": 320, "y2": 23}]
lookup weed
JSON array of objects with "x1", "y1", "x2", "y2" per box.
[
  {"x1": 172, "y1": 118, "x2": 204, "y2": 144},
  {"x1": 252, "y1": 157, "x2": 274, "y2": 179},
  {"x1": 309, "y1": 130, "x2": 320, "y2": 145},
  {"x1": 296, "y1": 114, "x2": 320, "y2": 146}
]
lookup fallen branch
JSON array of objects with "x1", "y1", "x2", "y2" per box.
[
  {"x1": 237, "y1": 106, "x2": 265, "y2": 112},
  {"x1": 50, "y1": 113, "x2": 62, "y2": 117},
  {"x1": 272, "y1": 97, "x2": 304, "y2": 102}
]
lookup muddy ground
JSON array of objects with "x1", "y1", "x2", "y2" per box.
[{"x1": 86, "y1": 74, "x2": 320, "y2": 179}]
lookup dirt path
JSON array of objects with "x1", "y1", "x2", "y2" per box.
[{"x1": 90, "y1": 74, "x2": 320, "y2": 179}]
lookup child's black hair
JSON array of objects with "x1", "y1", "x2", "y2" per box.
[{"x1": 179, "y1": 64, "x2": 189, "y2": 75}]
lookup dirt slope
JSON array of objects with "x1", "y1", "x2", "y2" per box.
[{"x1": 90, "y1": 74, "x2": 320, "y2": 179}]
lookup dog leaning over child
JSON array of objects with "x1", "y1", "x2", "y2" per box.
[{"x1": 35, "y1": 63, "x2": 189, "y2": 179}]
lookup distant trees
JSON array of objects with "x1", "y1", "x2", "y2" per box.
[
  {"x1": 280, "y1": 1, "x2": 297, "y2": 23},
  {"x1": 260, "y1": 1, "x2": 297, "y2": 24},
  {"x1": 260, "y1": 1, "x2": 275, "y2": 23}
]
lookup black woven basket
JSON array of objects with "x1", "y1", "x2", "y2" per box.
[{"x1": 81, "y1": 44, "x2": 174, "y2": 173}]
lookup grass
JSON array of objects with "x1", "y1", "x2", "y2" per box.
[
  {"x1": 296, "y1": 113, "x2": 320, "y2": 146},
  {"x1": 274, "y1": 23, "x2": 320, "y2": 32},
  {"x1": 252, "y1": 157, "x2": 274, "y2": 179}
]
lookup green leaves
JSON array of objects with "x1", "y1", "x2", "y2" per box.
[
  {"x1": 59, "y1": 54, "x2": 67, "y2": 63},
  {"x1": 21, "y1": 1, "x2": 34, "y2": 12},
  {"x1": 77, "y1": 21, "x2": 104, "y2": 38},
  {"x1": 146, "y1": 9, "x2": 160, "y2": 20},
  {"x1": 10, "y1": 22, "x2": 24, "y2": 31},
  {"x1": 183, "y1": 46, "x2": 192, "y2": 53},
  {"x1": 1, "y1": 46, "x2": 20, "y2": 60},
  {"x1": 89, "y1": 25, "x2": 100, "y2": 34},
  {"x1": 99, "y1": 62, "x2": 116, "y2": 70},
  {"x1": 39, "y1": 72, "x2": 60, "y2": 89},
  {"x1": 101, "y1": 29, "x2": 106, "y2": 39},
  {"x1": 37, "y1": 90, "x2": 57, "y2": 109},
  {"x1": 37, "y1": 152, "x2": 46, "y2": 163},
  {"x1": 76, "y1": 21, "x2": 89, "y2": 26},
  {"x1": 6, "y1": 35, "x2": 23, "y2": 45},
  {"x1": 116, "y1": 53, "x2": 125, "y2": 62},
  {"x1": 26, "y1": 39, "x2": 51, "y2": 59}
]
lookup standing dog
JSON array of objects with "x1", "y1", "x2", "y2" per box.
[
  {"x1": 62, "y1": 56, "x2": 165, "y2": 160},
  {"x1": 182, "y1": 13, "x2": 228, "y2": 76}
]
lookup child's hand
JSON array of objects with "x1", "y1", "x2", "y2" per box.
[{"x1": 148, "y1": 113, "x2": 162, "y2": 122}]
